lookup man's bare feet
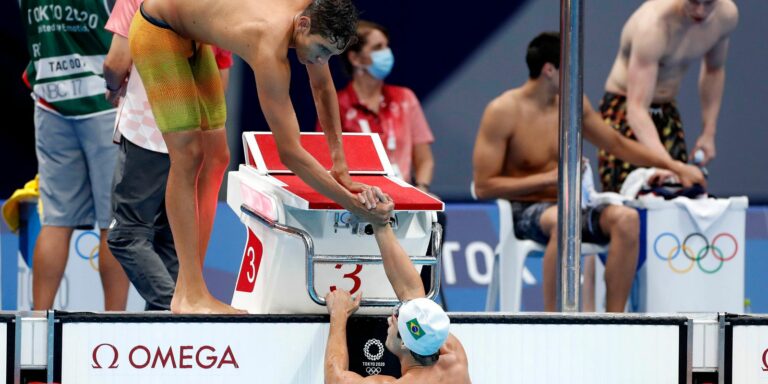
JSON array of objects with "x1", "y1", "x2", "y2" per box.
[{"x1": 170, "y1": 293, "x2": 248, "y2": 314}]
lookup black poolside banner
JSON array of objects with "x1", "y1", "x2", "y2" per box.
[{"x1": 53, "y1": 312, "x2": 689, "y2": 384}]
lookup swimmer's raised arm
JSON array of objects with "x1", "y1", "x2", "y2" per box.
[
  {"x1": 370, "y1": 193, "x2": 426, "y2": 302},
  {"x1": 325, "y1": 289, "x2": 397, "y2": 384}
]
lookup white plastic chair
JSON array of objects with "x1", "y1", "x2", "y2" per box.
[{"x1": 483, "y1": 199, "x2": 608, "y2": 312}]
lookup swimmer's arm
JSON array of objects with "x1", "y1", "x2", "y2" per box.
[
  {"x1": 696, "y1": 36, "x2": 730, "y2": 155},
  {"x1": 584, "y1": 98, "x2": 706, "y2": 187},
  {"x1": 325, "y1": 301, "x2": 397, "y2": 383},
  {"x1": 307, "y1": 64, "x2": 343, "y2": 148},
  {"x1": 625, "y1": 22, "x2": 674, "y2": 161},
  {"x1": 246, "y1": 48, "x2": 375, "y2": 221},
  {"x1": 693, "y1": 5, "x2": 738, "y2": 165},
  {"x1": 326, "y1": 365, "x2": 397, "y2": 384},
  {"x1": 412, "y1": 143, "x2": 434, "y2": 192},
  {"x1": 103, "y1": 34, "x2": 131, "y2": 106},
  {"x1": 373, "y1": 219, "x2": 426, "y2": 301},
  {"x1": 584, "y1": 97, "x2": 672, "y2": 169},
  {"x1": 472, "y1": 99, "x2": 557, "y2": 200},
  {"x1": 306, "y1": 64, "x2": 357, "y2": 187}
]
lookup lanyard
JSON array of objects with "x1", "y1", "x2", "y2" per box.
[{"x1": 356, "y1": 98, "x2": 396, "y2": 152}]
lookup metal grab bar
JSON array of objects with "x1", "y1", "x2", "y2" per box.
[
  {"x1": 313, "y1": 255, "x2": 437, "y2": 265},
  {"x1": 240, "y1": 204, "x2": 442, "y2": 307}
]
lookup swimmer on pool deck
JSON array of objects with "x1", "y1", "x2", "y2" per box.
[
  {"x1": 472, "y1": 32, "x2": 705, "y2": 313},
  {"x1": 599, "y1": 0, "x2": 739, "y2": 192},
  {"x1": 324, "y1": 190, "x2": 471, "y2": 383},
  {"x1": 128, "y1": 0, "x2": 389, "y2": 314}
]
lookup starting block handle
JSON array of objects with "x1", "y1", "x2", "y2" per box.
[
  {"x1": 240, "y1": 204, "x2": 443, "y2": 308},
  {"x1": 312, "y1": 255, "x2": 437, "y2": 264}
]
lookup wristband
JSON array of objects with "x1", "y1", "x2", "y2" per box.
[{"x1": 105, "y1": 82, "x2": 121, "y2": 92}]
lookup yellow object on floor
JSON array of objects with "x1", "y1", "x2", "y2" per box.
[{"x1": 2, "y1": 175, "x2": 40, "y2": 232}]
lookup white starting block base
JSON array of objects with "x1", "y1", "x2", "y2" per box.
[
  {"x1": 227, "y1": 133, "x2": 442, "y2": 315},
  {"x1": 228, "y1": 175, "x2": 429, "y2": 315}
]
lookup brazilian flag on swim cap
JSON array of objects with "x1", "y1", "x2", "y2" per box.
[
  {"x1": 396, "y1": 298, "x2": 450, "y2": 356},
  {"x1": 406, "y1": 318, "x2": 425, "y2": 340}
]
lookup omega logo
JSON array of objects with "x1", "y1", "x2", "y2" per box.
[{"x1": 91, "y1": 343, "x2": 239, "y2": 370}]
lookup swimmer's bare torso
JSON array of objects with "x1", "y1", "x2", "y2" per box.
[
  {"x1": 141, "y1": 0, "x2": 310, "y2": 63},
  {"x1": 604, "y1": 0, "x2": 738, "y2": 103}
]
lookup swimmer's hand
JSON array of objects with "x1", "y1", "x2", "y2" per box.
[
  {"x1": 669, "y1": 161, "x2": 707, "y2": 188},
  {"x1": 355, "y1": 187, "x2": 391, "y2": 225},
  {"x1": 693, "y1": 133, "x2": 716, "y2": 166},
  {"x1": 357, "y1": 190, "x2": 393, "y2": 226},
  {"x1": 356, "y1": 187, "x2": 388, "y2": 209},
  {"x1": 648, "y1": 169, "x2": 675, "y2": 186},
  {"x1": 325, "y1": 289, "x2": 361, "y2": 319},
  {"x1": 331, "y1": 163, "x2": 369, "y2": 193}
]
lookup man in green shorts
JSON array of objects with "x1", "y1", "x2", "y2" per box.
[{"x1": 127, "y1": 0, "x2": 388, "y2": 314}]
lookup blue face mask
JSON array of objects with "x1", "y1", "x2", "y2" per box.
[{"x1": 367, "y1": 48, "x2": 395, "y2": 80}]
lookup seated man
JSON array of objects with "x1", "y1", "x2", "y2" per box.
[
  {"x1": 472, "y1": 32, "x2": 705, "y2": 312},
  {"x1": 324, "y1": 192, "x2": 471, "y2": 383}
]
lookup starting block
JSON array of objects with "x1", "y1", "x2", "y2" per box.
[{"x1": 226, "y1": 132, "x2": 444, "y2": 314}]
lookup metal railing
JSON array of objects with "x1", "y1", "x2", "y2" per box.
[{"x1": 240, "y1": 204, "x2": 442, "y2": 307}]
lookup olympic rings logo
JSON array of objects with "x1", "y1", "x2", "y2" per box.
[
  {"x1": 74, "y1": 231, "x2": 100, "y2": 271},
  {"x1": 652, "y1": 232, "x2": 738, "y2": 274}
]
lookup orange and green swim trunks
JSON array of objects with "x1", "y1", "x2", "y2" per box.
[{"x1": 128, "y1": 4, "x2": 226, "y2": 133}]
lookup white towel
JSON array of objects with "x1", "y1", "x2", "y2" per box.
[
  {"x1": 620, "y1": 167, "x2": 661, "y2": 199},
  {"x1": 582, "y1": 159, "x2": 627, "y2": 208},
  {"x1": 672, "y1": 197, "x2": 732, "y2": 233}
]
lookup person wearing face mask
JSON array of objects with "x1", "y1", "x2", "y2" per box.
[{"x1": 318, "y1": 20, "x2": 435, "y2": 193}]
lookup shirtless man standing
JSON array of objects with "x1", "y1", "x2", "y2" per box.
[
  {"x1": 472, "y1": 32, "x2": 705, "y2": 312},
  {"x1": 129, "y1": 0, "x2": 387, "y2": 314},
  {"x1": 324, "y1": 192, "x2": 471, "y2": 383},
  {"x1": 599, "y1": 0, "x2": 738, "y2": 191}
]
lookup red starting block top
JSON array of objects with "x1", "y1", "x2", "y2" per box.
[
  {"x1": 245, "y1": 132, "x2": 388, "y2": 174},
  {"x1": 273, "y1": 175, "x2": 444, "y2": 211},
  {"x1": 242, "y1": 132, "x2": 443, "y2": 211}
]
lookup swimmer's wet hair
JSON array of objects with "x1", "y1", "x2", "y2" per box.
[
  {"x1": 410, "y1": 350, "x2": 440, "y2": 366},
  {"x1": 396, "y1": 330, "x2": 440, "y2": 366},
  {"x1": 303, "y1": 0, "x2": 359, "y2": 51},
  {"x1": 526, "y1": 31, "x2": 560, "y2": 79}
]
